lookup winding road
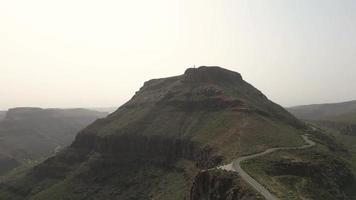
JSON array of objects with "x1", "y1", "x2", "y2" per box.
[{"x1": 218, "y1": 135, "x2": 316, "y2": 200}]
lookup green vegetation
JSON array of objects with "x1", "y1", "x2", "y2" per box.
[
  {"x1": 325, "y1": 112, "x2": 356, "y2": 124},
  {"x1": 288, "y1": 100, "x2": 356, "y2": 198},
  {"x1": 0, "y1": 150, "x2": 198, "y2": 200},
  {"x1": 241, "y1": 138, "x2": 355, "y2": 200}
]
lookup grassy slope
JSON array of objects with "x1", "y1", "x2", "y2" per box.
[
  {"x1": 241, "y1": 132, "x2": 355, "y2": 200},
  {"x1": 324, "y1": 112, "x2": 356, "y2": 125},
  {"x1": 30, "y1": 161, "x2": 194, "y2": 200},
  {"x1": 322, "y1": 129, "x2": 356, "y2": 198},
  {"x1": 0, "y1": 150, "x2": 199, "y2": 200},
  {"x1": 288, "y1": 101, "x2": 356, "y2": 199}
]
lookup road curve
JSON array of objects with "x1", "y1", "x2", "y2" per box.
[{"x1": 218, "y1": 135, "x2": 315, "y2": 200}]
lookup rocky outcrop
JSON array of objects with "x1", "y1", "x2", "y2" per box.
[
  {"x1": 190, "y1": 170, "x2": 262, "y2": 200},
  {"x1": 72, "y1": 134, "x2": 223, "y2": 169},
  {"x1": 184, "y1": 66, "x2": 243, "y2": 84}
]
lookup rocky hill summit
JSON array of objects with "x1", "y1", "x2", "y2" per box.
[{"x1": 0, "y1": 66, "x2": 353, "y2": 200}]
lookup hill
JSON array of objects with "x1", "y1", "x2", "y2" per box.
[
  {"x1": 0, "y1": 66, "x2": 353, "y2": 200},
  {"x1": 0, "y1": 107, "x2": 107, "y2": 175},
  {"x1": 288, "y1": 100, "x2": 356, "y2": 121},
  {"x1": 288, "y1": 101, "x2": 356, "y2": 198},
  {"x1": 87, "y1": 107, "x2": 118, "y2": 114},
  {"x1": 288, "y1": 101, "x2": 356, "y2": 136}
]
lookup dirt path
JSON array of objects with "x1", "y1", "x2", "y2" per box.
[{"x1": 218, "y1": 135, "x2": 315, "y2": 200}]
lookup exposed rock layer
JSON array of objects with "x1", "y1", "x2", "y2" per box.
[{"x1": 190, "y1": 170, "x2": 263, "y2": 200}]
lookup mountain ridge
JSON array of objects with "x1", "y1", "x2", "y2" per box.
[{"x1": 288, "y1": 100, "x2": 356, "y2": 120}]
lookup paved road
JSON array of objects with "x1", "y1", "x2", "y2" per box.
[{"x1": 218, "y1": 135, "x2": 315, "y2": 200}]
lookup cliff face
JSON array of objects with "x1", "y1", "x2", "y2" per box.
[
  {"x1": 0, "y1": 67, "x2": 311, "y2": 200},
  {"x1": 190, "y1": 170, "x2": 263, "y2": 200},
  {"x1": 72, "y1": 134, "x2": 223, "y2": 169}
]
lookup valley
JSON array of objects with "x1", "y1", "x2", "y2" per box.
[{"x1": 0, "y1": 107, "x2": 108, "y2": 175}]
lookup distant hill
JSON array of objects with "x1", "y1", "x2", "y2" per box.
[
  {"x1": 288, "y1": 100, "x2": 356, "y2": 121},
  {"x1": 87, "y1": 107, "x2": 118, "y2": 114},
  {"x1": 0, "y1": 67, "x2": 353, "y2": 200},
  {"x1": 0, "y1": 107, "x2": 107, "y2": 175},
  {"x1": 288, "y1": 100, "x2": 356, "y2": 136}
]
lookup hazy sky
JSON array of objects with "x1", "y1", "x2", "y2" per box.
[{"x1": 1, "y1": 0, "x2": 356, "y2": 110}]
